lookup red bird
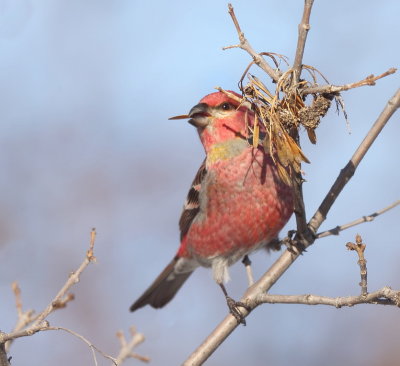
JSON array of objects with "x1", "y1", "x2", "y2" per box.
[{"x1": 130, "y1": 91, "x2": 293, "y2": 322}]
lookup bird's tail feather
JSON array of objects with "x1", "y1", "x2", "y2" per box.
[{"x1": 130, "y1": 256, "x2": 193, "y2": 312}]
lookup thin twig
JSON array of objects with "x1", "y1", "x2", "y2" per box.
[
  {"x1": 309, "y1": 88, "x2": 400, "y2": 232},
  {"x1": 48, "y1": 326, "x2": 104, "y2": 366},
  {"x1": 0, "y1": 321, "x2": 50, "y2": 343},
  {"x1": 5, "y1": 282, "x2": 36, "y2": 351},
  {"x1": 214, "y1": 87, "x2": 251, "y2": 108},
  {"x1": 303, "y1": 68, "x2": 397, "y2": 95},
  {"x1": 5, "y1": 284, "x2": 74, "y2": 352},
  {"x1": 253, "y1": 286, "x2": 400, "y2": 307},
  {"x1": 346, "y1": 234, "x2": 368, "y2": 296},
  {"x1": 1, "y1": 322, "x2": 148, "y2": 366},
  {"x1": 115, "y1": 327, "x2": 149, "y2": 364},
  {"x1": 0, "y1": 230, "x2": 98, "y2": 362},
  {"x1": 32, "y1": 229, "x2": 97, "y2": 327},
  {"x1": 12, "y1": 282, "x2": 23, "y2": 318},
  {"x1": 292, "y1": 0, "x2": 314, "y2": 85},
  {"x1": 49, "y1": 326, "x2": 120, "y2": 366},
  {"x1": 317, "y1": 200, "x2": 400, "y2": 238},
  {"x1": 1, "y1": 229, "x2": 147, "y2": 365},
  {"x1": 4, "y1": 323, "x2": 119, "y2": 366},
  {"x1": 225, "y1": 4, "x2": 280, "y2": 82}
]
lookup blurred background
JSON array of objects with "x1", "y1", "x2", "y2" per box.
[{"x1": 0, "y1": 0, "x2": 399, "y2": 365}]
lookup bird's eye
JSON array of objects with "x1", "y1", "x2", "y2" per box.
[{"x1": 220, "y1": 102, "x2": 233, "y2": 111}]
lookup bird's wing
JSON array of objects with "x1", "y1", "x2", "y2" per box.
[{"x1": 178, "y1": 159, "x2": 207, "y2": 240}]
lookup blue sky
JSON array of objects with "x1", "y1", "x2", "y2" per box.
[{"x1": 0, "y1": 1, "x2": 399, "y2": 365}]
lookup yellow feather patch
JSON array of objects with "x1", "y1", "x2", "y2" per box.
[{"x1": 207, "y1": 138, "x2": 248, "y2": 164}]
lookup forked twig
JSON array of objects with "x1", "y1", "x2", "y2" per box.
[
  {"x1": 346, "y1": 234, "x2": 368, "y2": 296},
  {"x1": 0, "y1": 230, "x2": 147, "y2": 365},
  {"x1": 224, "y1": 3, "x2": 280, "y2": 82},
  {"x1": 32, "y1": 229, "x2": 97, "y2": 328},
  {"x1": 115, "y1": 327, "x2": 150, "y2": 364}
]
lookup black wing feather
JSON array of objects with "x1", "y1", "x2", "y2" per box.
[{"x1": 178, "y1": 159, "x2": 207, "y2": 240}]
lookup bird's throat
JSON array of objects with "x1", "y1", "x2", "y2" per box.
[{"x1": 207, "y1": 138, "x2": 249, "y2": 165}]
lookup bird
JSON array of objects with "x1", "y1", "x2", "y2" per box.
[{"x1": 130, "y1": 91, "x2": 294, "y2": 323}]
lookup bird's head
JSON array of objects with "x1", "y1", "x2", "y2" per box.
[{"x1": 170, "y1": 91, "x2": 254, "y2": 153}]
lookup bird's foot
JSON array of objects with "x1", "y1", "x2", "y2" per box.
[
  {"x1": 225, "y1": 296, "x2": 250, "y2": 326},
  {"x1": 282, "y1": 230, "x2": 313, "y2": 254}
]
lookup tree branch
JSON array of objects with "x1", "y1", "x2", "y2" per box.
[
  {"x1": 0, "y1": 230, "x2": 147, "y2": 365},
  {"x1": 253, "y1": 287, "x2": 400, "y2": 307},
  {"x1": 0, "y1": 229, "x2": 98, "y2": 363},
  {"x1": 183, "y1": 1, "x2": 399, "y2": 363},
  {"x1": 308, "y1": 88, "x2": 400, "y2": 232},
  {"x1": 182, "y1": 88, "x2": 400, "y2": 366},
  {"x1": 316, "y1": 200, "x2": 400, "y2": 238},
  {"x1": 303, "y1": 68, "x2": 397, "y2": 95},
  {"x1": 292, "y1": 0, "x2": 314, "y2": 85},
  {"x1": 31, "y1": 229, "x2": 97, "y2": 328},
  {"x1": 289, "y1": 0, "x2": 315, "y2": 247},
  {"x1": 224, "y1": 4, "x2": 280, "y2": 83}
]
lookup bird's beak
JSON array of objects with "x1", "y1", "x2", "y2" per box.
[
  {"x1": 168, "y1": 114, "x2": 190, "y2": 120},
  {"x1": 169, "y1": 103, "x2": 210, "y2": 128}
]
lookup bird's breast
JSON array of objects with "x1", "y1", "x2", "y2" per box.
[{"x1": 186, "y1": 146, "x2": 294, "y2": 263}]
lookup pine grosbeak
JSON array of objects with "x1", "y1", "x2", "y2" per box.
[{"x1": 130, "y1": 91, "x2": 293, "y2": 321}]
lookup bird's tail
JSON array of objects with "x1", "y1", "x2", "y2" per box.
[{"x1": 130, "y1": 256, "x2": 194, "y2": 312}]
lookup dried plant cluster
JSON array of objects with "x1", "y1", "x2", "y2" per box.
[
  {"x1": 222, "y1": 60, "x2": 394, "y2": 187},
  {"x1": 239, "y1": 64, "x2": 336, "y2": 186}
]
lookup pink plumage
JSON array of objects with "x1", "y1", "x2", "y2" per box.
[{"x1": 130, "y1": 91, "x2": 293, "y2": 312}]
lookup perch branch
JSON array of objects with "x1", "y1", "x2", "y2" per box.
[
  {"x1": 289, "y1": 0, "x2": 315, "y2": 248},
  {"x1": 184, "y1": 2, "x2": 399, "y2": 363},
  {"x1": 183, "y1": 89, "x2": 400, "y2": 366}
]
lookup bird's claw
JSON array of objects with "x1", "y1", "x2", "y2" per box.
[
  {"x1": 282, "y1": 229, "x2": 314, "y2": 254},
  {"x1": 226, "y1": 296, "x2": 250, "y2": 326}
]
